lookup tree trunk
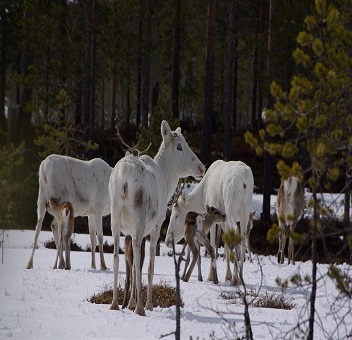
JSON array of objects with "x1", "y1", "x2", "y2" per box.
[
  {"x1": 308, "y1": 185, "x2": 318, "y2": 340},
  {"x1": 172, "y1": 0, "x2": 181, "y2": 120},
  {"x1": 101, "y1": 69, "x2": 105, "y2": 129},
  {"x1": 151, "y1": 82, "x2": 159, "y2": 115},
  {"x1": 58, "y1": 0, "x2": 67, "y2": 126},
  {"x1": 111, "y1": 69, "x2": 117, "y2": 129},
  {"x1": 201, "y1": 0, "x2": 216, "y2": 165},
  {"x1": 136, "y1": 1, "x2": 143, "y2": 126},
  {"x1": 89, "y1": 0, "x2": 97, "y2": 143},
  {"x1": 0, "y1": 0, "x2": 7, "y2": 143},
  {"x1": 126, "y1": 64, "x2": 131, "y2": 124},
  {"x1": 82, "y1": 2, "x2": 91, "y2": 127},
  {"x1": 232, "y1": 34, "x2": 238, "y2": 131},
  {"x1": 223, "y1": 0, "x2": 235, "y2": 161},
  {"x1": 262, "y1": 0, "x2": 275, "y2": 227},
  {"x1": 141, "y1": 0, "x2": 152, "y2": 128},
  {"x1": 344, "y1": 156, "x2": 351, "y2": 225},
  {"x1": 251, "y1": 0, "x2": 260, "y2": 130}
]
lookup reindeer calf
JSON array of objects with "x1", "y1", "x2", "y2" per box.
[
  {"x1": 47, "y1": 198, "x2": 74, "y2": 270},
  {"x1": 122, "y1": 236, "x2": 146, "y2": 309},
  {"x1": 182, "y1": 206, "x2": 226, "y2": 284},
  {"x1": 276, "y1": 177, "x2": 304, "y2": 265}
]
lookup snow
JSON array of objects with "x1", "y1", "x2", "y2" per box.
[{"x1": 0, "y1": 193, "x2": 351, "y2": 339}]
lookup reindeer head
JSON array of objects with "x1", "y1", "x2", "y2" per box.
[
  {"x1": 165, "y1": 192, "x2": 190, "y2": 247},
  {"x1": 205, "y1": 205, "x2": 227, "y2": 223},
  {"x1": 160, "y1": 121, "x2": 205, "y2": 181}
]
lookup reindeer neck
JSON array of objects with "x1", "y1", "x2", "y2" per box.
[
  {"x1": 154, "y1": 143, "x2": 180, "y2": 201},
  {"x1": 188, "y1": 180, "x2": 207, "y2": 214}
]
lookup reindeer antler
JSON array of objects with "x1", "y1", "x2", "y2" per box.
[
  {"x1": 115, "y1": 125, "x2": 152, "y2": 158},
  {"x1": 168, "y1": 177, "x2": 187, "y2": 207}
]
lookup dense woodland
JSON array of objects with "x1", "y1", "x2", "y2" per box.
[
  {"x1": 0, "y1": 0, "x2": 351, "y2": 237},
  {"x1": 1, "y1": 2, "x2": 352, "y2": 337}
]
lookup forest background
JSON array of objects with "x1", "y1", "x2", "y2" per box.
[{"x1": 1, "y1": 0, "x2": 351, "y2": 247}]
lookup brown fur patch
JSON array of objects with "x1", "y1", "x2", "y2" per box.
[
  {"x1": 134, "y1": 187, "x2": 144, "y2": 207},
  {"x1": 123, "y1": 182, "x2": 128, "y2": 196}
]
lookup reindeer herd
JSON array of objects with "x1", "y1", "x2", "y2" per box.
[{"x1": 25, "y1": 120, "x2": 305, "y2": 316}]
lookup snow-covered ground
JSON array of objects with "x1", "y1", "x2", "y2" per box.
[
  {"x1": 0, "y1": 192, "x2": 351, "y2": 339},
  {"x1": 0, "y1": 233, "x2": 351, "y2": 339}
]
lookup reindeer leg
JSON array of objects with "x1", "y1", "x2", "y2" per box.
[
  {"x1": 127, "y1": 255, "x2": 137, "y2": 310},
  {"x1": 110, "y1": 203, "x2": 121, "y2": 311},
  {"x1": 207, "y1": 226, "x2": 216, "y2": 281},
  {"x1": 26, "y1": 201, "x2": 47, "y2": 269},
  {"x1": 58, "y1": 225, "x2": 66, "y2": 269},
  {"x1": 123, "y1": 236, "x2": 132, "y2": 309},
  {"x1": 183, "y1": 237, "x2": 199, "y2": 282},
  {"x1": 181, "y1": 245, "x2": 191, "y2": 281},
  {"x1": 88, "y1": 215, "x2": 97, "y2": 270},
  {"x1": 280, "y1": 225, "x2": 289, "y2": 264},
  {"x1": 231, "y1": 244, "x2": 241, "y2": 286},
  {"x1": 64, "y1": 235, "x2": 71, "y2": 270},
  {"x1": 51, "y1": 219, "x2": 60, "y2": 269},
  {"x1": 224, "y1": 245, "x2": 232, "y2": 282},
  {"x1": 246, "y1": 229, "x2": 253, "y2": 263},
  {"x1": 145, "y1": 229, "x2": 157, "y2": 312},
  {"x1": 95, "y1": 213, "x2": 107, "y2": 270},
  {"x1": 196, "y1": 230, "x2": 218, "y2": 284},
  {"x1": 288, "y1": 223, "x2": 296, "y2": 265},
  {"x1": 196, "y1": 239, "x2": 203, "y2": 282},
  {"x1": 277, "y1": 220, "x2": 285, "y2": 264}
]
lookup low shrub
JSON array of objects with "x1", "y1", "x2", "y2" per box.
[
  {"x1": 220, "y1": 290, "x2": 295, "y2": 310},
  {"x1": 89, "y1": 280, "x2": 183, "y2": 308}
]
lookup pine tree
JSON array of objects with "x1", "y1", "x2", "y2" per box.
[{"x1": 245, "y1": 1, "x2": 352, "y2": 338}]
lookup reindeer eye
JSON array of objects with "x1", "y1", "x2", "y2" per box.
[{"x1": 177, "y1": 144, "x2": 183, "y2": 151}]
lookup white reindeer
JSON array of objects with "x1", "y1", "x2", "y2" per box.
[
  {"x1": 109, "y1": 120, "x2": 205, "y2": 315},
  {"x1": 26, "y1": 154, "x2": 112, "y2": 270},
  {"x1": 182, "y1": 206, "x2": 226, "y2": 283},
  {"x1": 47, "y1": 198, "x2": 75, "y2": 270},
  {"x1": 276, "y1": 176, "x2": 304, "y2": 265},
  {"x1": 165, "y1": 160, "x2": 254, "y2": 285}
]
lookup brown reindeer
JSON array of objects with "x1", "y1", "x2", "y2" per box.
[
  {"x1": 46, "y1": 198, "x2": 74, "y2": 270},
  {"x1": 122, "y1": 235, "x2": 146, "y2": 309},
  {"x1": 276, "y1": 177, "x2": 304, "y2": 265},
  {"x1": 182, "y1": 206, "x2": 226, "y2": 284}
]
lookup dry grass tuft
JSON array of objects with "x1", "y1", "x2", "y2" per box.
[
  {"x1": 252, "y1": 292, "x2": 295, "y2": 310},
  {"x1": 89, "y1": 280, "x2": 183, "y2": 308},
  {"x1": 220, "y1": 290, "x2": 295, "y2": 310}
]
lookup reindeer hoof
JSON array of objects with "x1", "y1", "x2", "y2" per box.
[
  {"x1": 110, "y1": 301, "x2": 120, "y2": 310},
  {"x1": 135, "y1": 305, "x2": 145, "y2": 316},
  {"x1": 26, "y1": 262, "x2": 33, "y2": 269},
  {"x1": 145, "y1": 301, "x2": 153, "y2": 311}
]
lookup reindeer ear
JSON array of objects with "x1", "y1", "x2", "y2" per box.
[
  {"x1": 161, "y1": 120, "x2": 172, "y2": 143},
  {"x1": 175, "y1": 127, "x2": 181, "y2": 133},
  {"x1": 206, "y1": 204, "x2": 210, "y2": 212}
]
